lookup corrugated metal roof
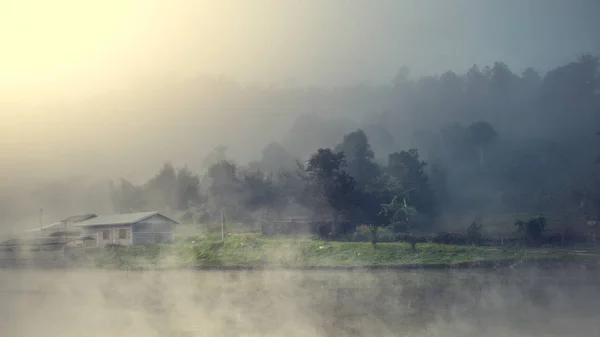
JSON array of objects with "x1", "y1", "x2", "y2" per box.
[
  {"x1": 59, "y1": 213, "x2": 97, "y2": 223},
  {"x1": 24, "y1": 222, "x2": 63, "y2": 233},
  {"x1": 72, "y1": 211, "x2": 167, "y2": 227}
]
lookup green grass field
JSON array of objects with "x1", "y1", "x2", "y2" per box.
[{"x1": 94, "y1": 232, "x2": 598, "y2": 270}]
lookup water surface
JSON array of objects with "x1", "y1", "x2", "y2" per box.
[{"x1": 0, "y1": 268, "x2": 598, "y2": 336}]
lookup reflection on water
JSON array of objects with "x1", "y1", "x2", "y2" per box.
[{"x1": 0, "y1": 268, "x2": 599, "y2": 336}]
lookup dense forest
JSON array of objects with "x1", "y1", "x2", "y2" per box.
[{"x1": 3, "y1": 54, "x2": 600, "y2": 238}]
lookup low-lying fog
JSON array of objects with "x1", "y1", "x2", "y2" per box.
[{"x1": 1, "y1": 268, "x2": 598, "y2": 337}]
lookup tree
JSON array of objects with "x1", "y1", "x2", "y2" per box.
[
  {"x1": 145, "y1": 162, "x2": 178, "y2": 210},
  {"x1": 334, "y1": 129, "x2": 379, "y2": 186},
  {"x1": 242, "y1": 170, "x2": 278, "y2": 211},
  {"x1": 362, "y1": 124, "x2": 395, "y2": 163},
  {"x1": 175, "y1": 166, "x2": 201, "y2": 210},
  {"x1": 514, "y1": 215, "x2": 547, "y2": 245},
  {"x1": 465, "y1": 121, "x2": 497, "y2": 166},
  {"x1": 305, "y1": 148, "x2": 356, "y2": 237},
  {"x1": 274, "y1": 163, "x2": 309, "y2": 207},
  {"x1": 489, "y1": 61, "x2": 516, "y2": 99},
  {"x1": 260, "y1": 142, "x2": 295, "y2": 173},
  {"x1": 202, "y1": 146, "x2": 228, "y2": 169},
  {"x1": 369, "y1": 225, "x2": 378, "y2": 248},
  {"x1": 207, "y1": 160, "x2": 245, "y2": 220},
  {"x1": 392, "y1": 65, "x2": 410, "y2": 88},
  {"x1": 108, "y1": 179, "x2": 146, "y2": 213},
  {"x1": 387, "y1": 149, "x2": 435, "y2": 214}
]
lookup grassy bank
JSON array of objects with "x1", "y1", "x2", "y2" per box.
[{"x1": 92, "y1": 233, "x2": 598, "y2": 270}]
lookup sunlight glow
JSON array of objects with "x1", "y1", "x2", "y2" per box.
[{"x1": 0, "y1": 0, "x2": 179, "y2": 100}]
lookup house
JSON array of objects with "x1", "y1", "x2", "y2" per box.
[{"x1": 72, "y1": 211, "x2": 179, "y2": 247}]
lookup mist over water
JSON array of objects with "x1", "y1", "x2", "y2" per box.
[
  {"x1": 2, "y1": 2, "x2": 600, "y2": 336},
  {"x1": 0, "y1": 268, "x2": 598, "y2": 337}
]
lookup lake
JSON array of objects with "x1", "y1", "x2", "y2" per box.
[{"x1": 0, "y1": 268, "x2": 598, "y2": 336}]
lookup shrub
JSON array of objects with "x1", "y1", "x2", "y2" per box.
[
  {"x1": 191, "y1": 241, "x2": 223, "y2": 266},
  {"x1": 431, "y1": 232, "x2": 468, "y2": 245},
  {"x1": 395, "y1": 233, "x2": 427, "y2": 250}
]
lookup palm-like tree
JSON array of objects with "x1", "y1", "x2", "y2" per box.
[{"x1": 379, "y1": 196, "x2": 418, "y2": 231}]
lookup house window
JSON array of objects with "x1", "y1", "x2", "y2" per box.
[
  {"x1": 119, "y1": 228, "x2": 128, "y2": 239},
  {"x1": 102, "y1": 230, "x2": 110, "y2": 240}
]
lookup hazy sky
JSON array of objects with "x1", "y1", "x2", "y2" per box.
[{"x1": 1, "y1": 0, "x2": 599, "y2": 102}]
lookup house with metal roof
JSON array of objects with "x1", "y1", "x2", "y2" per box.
[{"x1": 72, "y1": 211, "x2": 179, "y2": 247}]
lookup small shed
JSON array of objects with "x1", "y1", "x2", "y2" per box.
[
  {"x1": 24, "y1": 213, "x2": 97, "y2": 236},
  {"x1": 72, "y1": 211, "x2": 179, "y2": 247}
]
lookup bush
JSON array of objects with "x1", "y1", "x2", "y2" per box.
[
  {"x1": 395, "y1": 233, "x2": 427, "y2": 250},
  {"x1": 191, "y1": 242, "x2": 222, "y2": 266},
  {"x1": 431, "y1": 232, "x2": 468, "y2": 245}
]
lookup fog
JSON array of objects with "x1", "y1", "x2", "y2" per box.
[
  {"x1": 2, "y1": 1, "x2": 600, "y2": 230},
  {"x1": 2, "y1": 0, "x2": 599, "y2": 98},
  {"x1": 1, "y1": 3, "x2": 600, "y2": 335},
  {"x1": 1, "y1": 268, "x2": 599, "y2": 336}
]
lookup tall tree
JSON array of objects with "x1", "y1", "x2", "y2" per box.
[
  {"x1": 108, "y1": 179, "x2": 146, "y2": 213},
  {"x1": 260, "y1": 142, "x2": 295, "y2": 173},
  {"x1": 334, "y1": 129, "x2": 379, "y2": 186},
  {"x1": 242, "y1": 170, "x2": 278, "y2": 212},
  {"x1": 175, "y1": 166, "x2": 201, "y2": 210},
  {"x1": 207, "y1": 160, "x2": 245, "y2": 219},
  {"x1": 305, "y1": 148, "x2": 356, "y2": 236},
  {"x1": 465, "y1": 121, "x2": 497, "y2": 167},
  {"x1": 145, "y1": 162, "x2": 178, "y2": 210},
  {"x1": 387, "y1": 149, "x2": 435, "y2": 215},
  {"x1": 202, "y1": 146, "x2": 228, "y2": 169}
]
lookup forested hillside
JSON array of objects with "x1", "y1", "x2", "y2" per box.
[{"x1": 2, "y1": 55, "x2": 600, "y2": 235}]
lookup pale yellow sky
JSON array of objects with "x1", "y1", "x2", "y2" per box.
[
  {"x1": 0, "y1": 0, "x2": 425, "y2": 102},
  {"x1": 1, "y1": 0, "x2": 179, "y2": 100},
  {"x1": 2, "y1": 0, "x2": 599, "y2": 103},
  {"x1": 0, "y1": 0, "x2": 309, "y2": 101}
]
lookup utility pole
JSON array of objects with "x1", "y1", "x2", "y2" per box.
[
  {"x1": 39, "y1": 208, "x2": 43, "y2": 251},
  {"x1": 220, "y1": 207, "x2": 225, "y2": 242}
]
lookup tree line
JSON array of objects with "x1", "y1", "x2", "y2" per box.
[
  {"x1": 13, "y1": 53, "x2": 600, "y2": 242},
  {"x1": 109, "y1": 128, "x2": 437, "y2": 237}
]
